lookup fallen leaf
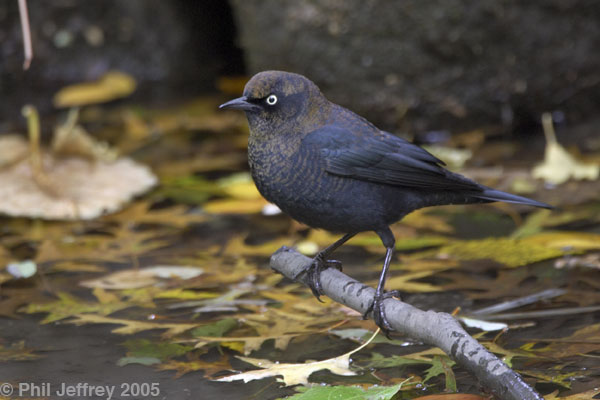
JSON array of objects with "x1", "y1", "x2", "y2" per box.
[
  {"x1": 156, "y1": 355, "x2": 231, "y2": 378},
  {"x1": 377, "y1": 269, "x2": 443, "y2": 293},
  {"x1": 116, "y1": 356, "x2": 161, "y2": 367},
  {"x1": 203, "y1": 198, "x2": 269, "y2": 214},
  {"x1": 544, "y1": 388, "x2": 600, "y2": 399},
  {"x1": 421, "y1": 231, "x2": 600, "y2": 268},
  {"x1": 0, "y1": 340, "x2": 40, "y2": 361},
  {"x1": 80, "y1": 266, "x2": 204, "y2": 289},
  {"x1": 0, "y1": 155, "x2": 156, "y2": 220},
  {"x1": 458, "y1": 317, "x2": 507, "y2": 332},
  {"x1": 21, "y1": 290, "x2": 141, "y2": 323},
  {"x1": 191, "y1": 318, "x2": 238, "y2": 337},
  {"x1": 424, "y1": 355, "x2": 457, "y2": 392},
  {"x1": 528, "y1": 323, "x2": 600, "y2": 359},
  {"x1": 53, "y1": 71, "x2": 136, "y2": 108},
  {"x1": 412, "y1": 395, "x2": 488, "y2": 400},
  {"x1": 285, "y1": 382, "x2": 408, "y2": 400},
  {"x1": 216, "y1": 329, "x2": 379, "y2": 386},
  {"x1": 532, "y1": 113, "x2": 599, "y2": 185},
  {"x1": 121, "y1": 338, "x2": 193, "y2": 361},
  {"x1": 66, "y1": 314, "x2": 199, "y2": 338}
]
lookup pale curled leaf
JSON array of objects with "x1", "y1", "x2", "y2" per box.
[
  {"x1": 532, "y1": 113, "x2": 599, "y2": 185},
  {"x1": 216, "y1": 329, "x2": 380, "y2": 386},
  {"x1": 0, "y1": 155, "x2": 156, "y2": 220}
]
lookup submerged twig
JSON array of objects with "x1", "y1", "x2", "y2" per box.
[
  {"x1": 470, "y1": 288, "x2": 568, "y2": 316},
  {"x1": 270, "y1": 247, "x2": 543, "y2": 400},
  {"x1": 474, "y1": 305, "x2": 600, "y2": 321},
  {"x1": 18, "y1": 0, "x2": 33, "y2": 70}
]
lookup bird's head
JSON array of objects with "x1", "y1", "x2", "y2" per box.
[{"x1": 220, "y1": 71, "x2": 330, "y2": 137}]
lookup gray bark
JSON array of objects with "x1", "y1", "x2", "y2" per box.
[{"x1": 270, "y1": 246, "x2": 543, "y2": 400}]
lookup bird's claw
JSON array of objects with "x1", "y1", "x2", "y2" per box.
[
  {"x1": 293, "y1": 255, "x2": 343, "y2": 302},
  {"x1": 363, "y1": 290, "x2": 401, "y2": 338}
]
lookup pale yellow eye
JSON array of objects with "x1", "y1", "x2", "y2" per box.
[{"x1": 266, "y1": 94, "x2": 278, "y2": 106}]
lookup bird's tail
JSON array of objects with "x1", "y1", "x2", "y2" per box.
[{"x1": 474, "y1": 188, "x2": 553, "y2": 209}]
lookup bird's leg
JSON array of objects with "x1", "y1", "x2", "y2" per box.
[
  {"x1": 294, "y1": 233, "x2": 356, "y2": 301},
  {"x1": 364, "y1": 227, "x2": 401, "y2": 337}
]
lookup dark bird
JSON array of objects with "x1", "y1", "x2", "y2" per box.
[{"x1": 220, "y1": 71, "x2": 552, "y2": 333}]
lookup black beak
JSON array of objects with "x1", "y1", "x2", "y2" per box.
[{"x1": 219, "y1": 96, "x2": 260, "y2": 112}]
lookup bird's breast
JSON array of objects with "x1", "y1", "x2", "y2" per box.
[{"x1": 248, "y1": 137, "x2": 329, "y2": 204}]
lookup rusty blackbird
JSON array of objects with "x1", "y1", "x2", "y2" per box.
[{"x1": 220, "y1": 71, "x2": 552, "y2": 333}]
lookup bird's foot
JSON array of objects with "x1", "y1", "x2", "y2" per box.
[
  {"x1": 293, "y1": 255, "x2": 342, "y2": 302},
  {"x1": 363, "y1": 290, "x2": 402, "y2": 338}
]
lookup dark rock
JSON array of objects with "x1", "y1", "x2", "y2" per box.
[
  {"x1": 229, "y1": 0, "x2": 600, "y2": 134},
  {"x1": 0, "y1": 0, "x2": 243, "y2": 123}
]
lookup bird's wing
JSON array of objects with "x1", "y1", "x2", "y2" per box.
[{"x1": 302, "y1": 125, "x2": 482, "y2": 191}]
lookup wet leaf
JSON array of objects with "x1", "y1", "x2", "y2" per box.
[
  {"x1": 378, "y1": 269, "x2": 443, "y2": 293},
  {"x1": 0, "y1": 341, "x2": 40, "y2": 361},
  {"x1": 482, "y1": 342, "x2": 539, "y2": 367},
  {"x1": 80, "y1": 266, "x2": 204, "y2": 289},
  {"x1": 66, "y1": 314, "x2": 199, "y2": 338},
  {"x1": 21, "y1": 290, "x2": 141, "y2": 323},
  {"x1": 53, "y1": 71, "x2": 136, "y2": 107},
  {"x1": 216, "y1": 329, "x2": 379, "y2": 386},
  {"x1": 154, "y1": 288, "x2": 219, "y2": 300},
  {"x1": 458, "y1": 317, "x2": 507, "y2": 332},
  {"x1": 284, "y1": 382, "x2": 407, "y2": 400},
  {"x1": 155, "y1": 175, "x2": 220, "y2": 204},
  {"x1": 191, "y1": 318, "x2": 238, "y2": 337},
  {"x1": 203, "y1": 197, "x2": 269, "y2": 214},
  {"x1": 412, "y1": 395, "x2": 488, "y2": 400},
  {"x1": 422, "y1": 231, "x2": 600, "y2": 268},
  {"x1": 529, "y1": 323, "x2": 600, "y2": 359},
  {"x1": 423, "y1": 356, "x2": 457, "y2": 392},
  {"x1": 544, "y1": 388, "x2": 600, "y2": 399},
  {"x1": 242, "y1": 307, "x2": 344, "y2": 353},
  {"x1": 116, "y1": 356, "x2": 161, "y2": 366},
  {"x1": 156, "y1": 354, "x2": 231, "y2": 378},
  {"x1": 522, "y1": 370, "x2": 581, "y2": 389},
  {"x1": 122, "y1": 338, "x2": 193, "y2": 361}
]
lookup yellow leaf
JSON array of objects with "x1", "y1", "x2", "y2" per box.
[
  {"x1": 67, "y1": 314, "x2": 198, "y2": 338},
  {"x1": 154, "y1": 288, "x2": 219, "y2": 300},
  {"x1": 21, "y1": 292, "x2": 135, "y2": 323},
  {"x1": 224, "y1": 235, "x2": 291, "y2": 257},
  {"x1": 423, "y1": 231, "x2": 600, "y2": 268},
  {"x1": 402, "y1": 209, "x2": 454, "y2": 234},
  {"x1": 203, "y1": 198, "x2": 269, "y2": 214},
  {"x1": 532, "y1": 113, "x2": 599, "y2": 184},
  {"x1": 544, "y1": 388, "x2": 600, "y2": 399},
  {"x1": 53, "y1": 71, "x2": 136, "y2": 108},
  {"x1": 378, "y1": 270, "x2": 443, "y2": 293}
]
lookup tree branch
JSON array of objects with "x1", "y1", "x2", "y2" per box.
[{"x1": 270, "y1": 246, "x2": 543, "y2": 400}]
